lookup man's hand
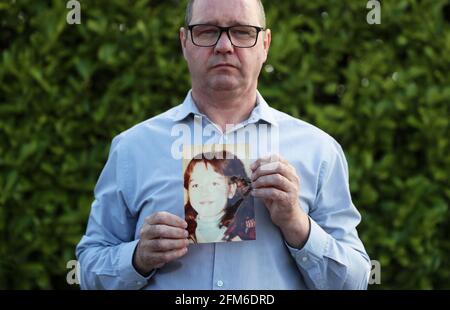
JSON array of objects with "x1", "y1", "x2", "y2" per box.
[
  {"x1": 250, "y1": 155, "x2": 310, "y2": 249},
  {"x1": 133, "y1": 212, "x2": 189, "y2": 276}
]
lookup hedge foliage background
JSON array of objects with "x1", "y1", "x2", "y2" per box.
[{"x1": 0, "y1": 0, "x2": 449, "y2": 289}]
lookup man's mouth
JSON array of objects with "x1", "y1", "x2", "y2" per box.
[{"x1": 212, "y1": 64, "x2": 236, "y2": 69}]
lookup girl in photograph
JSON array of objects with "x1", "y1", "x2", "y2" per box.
[{"x1": 184, "y1": 150, "x2": 255, "y2": 243}]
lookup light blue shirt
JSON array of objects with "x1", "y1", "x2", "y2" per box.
[{"x1": 76, "y1": 91, "x2": 371, "y2": 290}]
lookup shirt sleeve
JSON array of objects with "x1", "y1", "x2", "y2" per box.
[
  {"x1": 286, "y1": 140, "x2": 371, "y2": 290},
  {"x1": 76, "y1": 135, "x2": 156, "y2": 290}
]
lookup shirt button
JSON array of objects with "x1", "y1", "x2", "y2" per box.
[
  {"x1": 217, "y1": 280, "x2": 224, "y2": 287},
  {"x1": 302, "y1": 256, "x2": 308, "y2": 262}
]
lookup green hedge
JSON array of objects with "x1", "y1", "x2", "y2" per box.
[{"x1": 0, "y1": 0, "x2": 449, "y2": 289}]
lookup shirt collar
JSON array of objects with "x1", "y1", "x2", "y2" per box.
[
  {"x1": 172, "y1": 90, "x2": 278, "y2": 127},
  {"x1": 252, "y1": 91, "x2": 278, "y2": 126},
  {"x1": 172, "y1": 90, "x2": 203, "y2": 122}
]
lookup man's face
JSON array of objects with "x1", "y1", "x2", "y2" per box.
[{"x1": 180, "y1": 0, "x2": 271, "y2": 93}]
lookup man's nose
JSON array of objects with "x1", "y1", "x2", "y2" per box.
[{"x1": 214, "y1": 31, "x2": 234, "y2": 54}]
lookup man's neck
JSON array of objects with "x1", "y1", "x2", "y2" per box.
[{"x1": 191, "y1": 88, "x2": 257, "y2": 133}]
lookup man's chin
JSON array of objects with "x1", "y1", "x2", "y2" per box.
[{"x1": 209, "y1": 79, "x2": 241, "y2": 92}]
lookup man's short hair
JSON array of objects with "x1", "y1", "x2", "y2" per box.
[{"x1": 185, "y1": 0, "x2": 266, "y2": 28}]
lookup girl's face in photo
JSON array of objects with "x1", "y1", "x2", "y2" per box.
[{"x1": 188, "y1": 162, "x2": 235, "y2": 218}]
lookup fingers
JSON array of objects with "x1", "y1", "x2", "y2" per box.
[
  {"x1": 141, "y1": 224, "x2": 189, "y2": 240},
  {"x1": 134, "y1": 212, "x2": 190, "y2": 272},
  {"x1": 251, "y1": 157, "x2": 299, "y2": 185},
  {"x1": 136, "y1": 223, "x2": 189, "y2": 271},
  {"x1": 143, "y1": 238, "x2": 190, "y2": 252},
  {"x1": 140, "y1": 247, "x2": 189, "y2": 269},
  {"x1": 152, "y1": 247, "x2": 188, "y2": 265},
  {"x1": 251, "y1": 154, "x2": 287, "y2": 171},
  {"x1": 146, "y1": 211, "x2": 188, "y2": 228},
  {"x1": 252, "y1": 174, "x2": 297, "y2": 193},
  {"x1": 250, "y1": 154, "x2": 289, "y2": 171},
  {"x1": 252, "y1": 187, "x2": 289, "y2": 201}
]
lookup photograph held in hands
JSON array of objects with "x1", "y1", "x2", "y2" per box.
[{"x1": 183, "y1": 144, "x2": 256, "y2": 244}]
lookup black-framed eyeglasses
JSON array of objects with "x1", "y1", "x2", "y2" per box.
[{"x1": 188, "y1": 24, "x2": 265, "y2": 48}]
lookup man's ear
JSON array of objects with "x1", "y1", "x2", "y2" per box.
[
  {"x1": 180, "y1": 27, "x2": 188, "y2": 60},
  {"x1": 262, "y1": 28, "x2": 271, "y2": 63},
  {"x1": 228, "y1": 183, "x2": 237, "y2": 199}
]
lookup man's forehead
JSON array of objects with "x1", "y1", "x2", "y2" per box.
[
  {"x1": 194, "y1": 19, "x2": 251, "y2": 26},
  {"x1": 191, "y1": 0, "x2": 259, "y2": 25}
]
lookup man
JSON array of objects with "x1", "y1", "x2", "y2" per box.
[{"x1": 76, "y1": 0, "x2": 371, "y2": 290}]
